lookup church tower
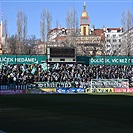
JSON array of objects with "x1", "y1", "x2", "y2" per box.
[{"x1": 80, "y1": 2, "x2": 90, "y2": 36}]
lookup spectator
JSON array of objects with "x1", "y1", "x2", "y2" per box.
[{"x1": 0, "y1": 63, "x2": 132, "y2": 88}]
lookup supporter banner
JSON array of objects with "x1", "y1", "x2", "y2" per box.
[
  {"x1": 69, "y1": 88, "x2": 85, "y2": 93},
  {"x1": 113, "y1": 88, "x2": 127, "y2": 92},
  {"x1": 91, "y1": 79, "x2": 129, "y2": 88},
  {"x1": 0, "y1": 90, "x2": 26, "y2": 95},
  {"x1": 35, "y1": 82, "x2": 72, "y2": 88},
  {"x1": 27, "y1": 84, "x2": 37, "y2": 89},
  {"x1": 0, "y1": 55, "x2": 46, "y2": 65},
  {"x1": 95, "y1": 88, "x2": 114, "y2": 93},
  {"x1": 41, "y1": 88, "x2": 56, "y2": 92},
  {"x1": 89, "y1": 56, "x2": 131, "y2": 65},
  {"x1": 86, "y1": 88, "x2": 91, "y2": 93},
  {"x1": 0, "y1": 84, "x2": 28, "y2": 90},
  {"x1": 56, "y1": 88, "x2": 69, "y2": 93},
  {"x1": 26, "y1": 89, "x2": 47, "y2": 94},
  {"x1": 127, "y1": 88, "x2": 133, "y2": 92},
  {"x1": 56, "y1": 88, "x2": 85, "y2": 93},
  {"x1": 34, "y1": 82, "x2": 89, "y2": 89}
]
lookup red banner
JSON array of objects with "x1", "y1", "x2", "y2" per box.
[
  {"x1": 127, "y1": 88, "x2": 133, "y2": 92},
  {"x1": 113, "y1": 88, "x2": 127, "y2": 92}
]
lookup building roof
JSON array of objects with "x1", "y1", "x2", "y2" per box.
[
  {"x1": 48, "y1": 28, "x2": 60, "y2": 34},
  {"x1": 53, "y1": 36, "x2": 66, "y2": 41},
  {"x1": 91, "y1": 29, "x2": 105, "y2": 40},
  {"x1": 106, "y1": 28, "x2": 122, "y2": 31}
]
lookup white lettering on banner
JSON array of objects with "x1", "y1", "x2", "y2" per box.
[
  {"x1": 57, "y1": 89, "x2": 67, "y2": 93},
  {"x1": 112, "y1": 58, "x2": 118, "y2": 63},
  {"x1": 77, "y1": 89, "x2": 84, "y2": 93},
  {"x1": 91, "y1": 79, "x2": 129, "y2": 89},
  {"x1": 90, "y1": 58, "x2": 104, "y2": 63},
  {"x1": 0, "y1": 57, "x2": 14, "y2": 63},
  {"x1": 105, "y1": 59, "x2": 110, "y2": 63},
  {"x1": 15, "y1": 57, "x2": 37, "y2": 63},
  {"x1": 36, "y1": 82, "x2": 72, "y2": 88},
  {"x1": 131, "y1": 59, "x2": 133, "y2": 63}
]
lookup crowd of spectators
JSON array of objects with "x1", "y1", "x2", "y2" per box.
[{"x1": 0, "y1": 63, "x2": 133, "y2": 88}]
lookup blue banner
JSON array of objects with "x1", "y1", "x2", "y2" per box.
[{"x1": 56, "y1": 88, "x2": 85, "y2": 93}]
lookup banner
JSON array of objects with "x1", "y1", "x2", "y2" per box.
[
  {"x1": 95, "y1": 88, "x2": 114, "y2": 93},
  {"x1": 127, "y1": 88, "x2": 133, "y2": 92},
  {"x1": 56, "y1": 88, "x2": 85, "y2": 93},
  {"x1": 0, "y1": 90, "x2": 26, "y2": 95},
  {"x1": 0, "y1": 84, "x2": 28, "y2": 90},
  {"x1": 86, "y1": 88, "x2": 91, "y2": 93},
  {"x1": 77, "y1": 56, "x2": 132, "y2": 65},
  {"x1": 56, "y1": 88, "x2": 69, "y2": 93},
  {"x1": 35, "y1": 82, "x2": 72, "y2": 88},
  {"x1": 41, "y1": 88, "x2": 56, "y2": 92},
  {"x1": 0, "y1": 55, "x2": 46, "y2": 65},
  {"x1": 69, "y1": 88, "x2": 85, "y2": 93},
  {"x1": 113, "y1": 88, "x2": 127, "y2": 92},
  {"x1": 89, "y1": 56, "x2": 131, "y2": 65},
  {"x1": 91, "y1": 79, "x2": 129, "y2": 89},
  {"x1": 26, "y1": 89, "x2": 47, "y2": 94}
]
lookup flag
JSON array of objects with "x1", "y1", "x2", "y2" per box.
[
  {"x1": 41, "y1": 63, "x2": 47, "y2": 71},
  {"x1": 53, "y1": 63, "x2": 59, "y2": 70},
  {"x1": 22, "y1": 64, "x2": 26, "y2": 72},
  {"x1": 0, "y1": 63, "x2": 2, "y2": 69},
  {"x1": 31, "y1": 66, "x2": 36, "y2": 74}
]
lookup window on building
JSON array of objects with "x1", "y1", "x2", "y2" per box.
[
  {"x1": 113, "y1": 39, "x2": 117, "y2": 42},
  {"x1": 106, "y1": 50, "x2": 110, "y2": 53},
  {"x1": 107, "y1": 39, "x2": 110, "y2": 42},
  {"x1": 113, "y1": 34, "x2": 116, "y2": 38},
  {"x1": 119, "y1": 39, "x2": 121, "y2": 42},
  {"x1": 106, "y1": 34, "x2": 110, "y2": 37}
]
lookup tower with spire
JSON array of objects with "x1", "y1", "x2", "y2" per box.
[{"x1": 80, "y1": 2, "x2": 90, "y2": 36}]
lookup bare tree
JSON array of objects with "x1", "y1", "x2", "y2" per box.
[
  {"x1": 23, "y1": 12, "x2": 27, "y2": 43},
  {"x1": 46, "y1": 10, "x2": 52, "y2": 40},
  {"x1": 24, "y1": 35, "x2": 38, "y2": 54},
  {"x1": 56, "y1": 19, "x2": 59, "y2": 29},
  {"x1": 127, "y1": 9, "x2": 133, "y2": 30},
  {"x1": 120, "y1": 8, "x2": 133, "y2": 55},
  {"x1": 2, "y1": 17, "x2": 8, "y2": 50},
  {"x1": 55, "y1": 19, "x2": 59, "y2": 47},
  {"x1": 16, "y1": 10, "x2": 28, "y2": 54},
  {"x1": 17, "y1": 11, "x2": 23, "y2": 42},
  {"x1": 121, "y1": 9, "x2": 133, "y2": 31},
  {"x1": 40, "y1": 9, "x2": 46, "y2": 42},
  {"x1": 121, "y1": 10, "x2": 126, "y2": 32},
  {"x1": 65, "y1": 8, "x2": 79, "y2": 47},
  {"x1": 40, "y1": 9, "x2": 52, "y2": 42},
  {"x1": 2, "y1": 17, "x2": 8, "y2": 37},
  {"x1": 7, "y1": 35, "x2": 17, "y2": 54}
]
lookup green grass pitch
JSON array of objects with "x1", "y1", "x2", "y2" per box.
[{"x1": 0, "y1": 94, "x2": 133, "y2": 133}]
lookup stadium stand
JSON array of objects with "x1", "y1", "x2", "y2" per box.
[{"x1": 0, "y1": 63, "x2": 132, "y2": 88}]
